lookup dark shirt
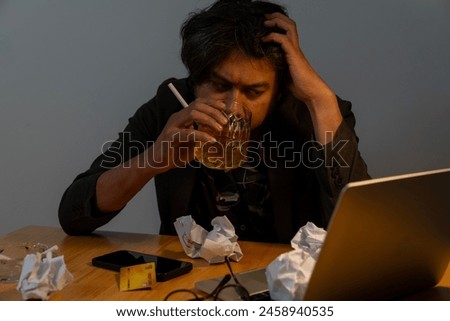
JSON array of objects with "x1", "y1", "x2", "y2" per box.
[
  {"x1": 190, "y1": 161, "x2": 276, "y2": 243},
  {"x1": 58, "y1": 77, "x2": 371, "y2": 243}
]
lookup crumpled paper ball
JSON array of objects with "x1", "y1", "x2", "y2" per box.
[
  {"x1": 16, "y1": 245, "x2": 73, "y2": 300},
  {"x1": 174, "y1": 215, "x2": 243, "y2": 263},
  {"x1": 266, "y1": 222, "x2": 327, "y2": 300}
]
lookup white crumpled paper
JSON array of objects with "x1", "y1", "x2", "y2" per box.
[
  {"x1": 16, "y1": 245, "x2": 73, "y2": 300},
  {"x1": 266, "y1": 222, "x2": 327, "y2": 300},
  {"x1": 174, "y1": 215, "x2": 243, "y2": 263}
]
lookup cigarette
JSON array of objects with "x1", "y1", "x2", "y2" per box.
[{"x1": 168, "y1": 82, "x2": 189, "y2": 108}]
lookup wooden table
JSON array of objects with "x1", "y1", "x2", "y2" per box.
[
  {"x1": 0, "y1": 226, "x2": 290, "y2": 300},
  {"x1": 1, "y1": 226, "x2": 449, "y2": 300}
]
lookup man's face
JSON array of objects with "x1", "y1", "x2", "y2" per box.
[{"x1": 195, "y1": 50, "x2": 278, "y2": 129}]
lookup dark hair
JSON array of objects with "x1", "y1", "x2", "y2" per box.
[{"x1": 181, "y1": 0, "x2": 289, "y2": 86}]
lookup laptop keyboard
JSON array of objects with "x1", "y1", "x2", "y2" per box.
[{"x1": 250, "y1": 290, "x2": 271, "y2": 301}]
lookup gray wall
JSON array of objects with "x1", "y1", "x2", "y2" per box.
[{"x1": 1, "y1": 0, "x2": 449, "y2": 236}]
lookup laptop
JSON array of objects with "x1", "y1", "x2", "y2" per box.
[{"x1": 195, "y1": 168, "x2": 450, "y2": 300}]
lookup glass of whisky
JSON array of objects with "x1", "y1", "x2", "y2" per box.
[{"x1": 194, "y1": 100, "x2": 252, "y2": 170}]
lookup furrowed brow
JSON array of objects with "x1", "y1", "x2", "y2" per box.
[{"x1": 211, "y1": 72, "x2": 270, "y2": 89}]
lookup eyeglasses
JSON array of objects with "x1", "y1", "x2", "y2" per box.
[{"x1": 164, "y1": 256, "x2": 251, "y2": 301}]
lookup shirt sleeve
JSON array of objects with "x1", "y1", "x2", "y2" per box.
[
  {"x1": 312, "y1": 97, "x2": 371, "y2": 222},
  {"x1": 57, "y1": 108, "x2": 154, "y2": 235},
  {"x1": 58, "y1": 78, "x2": 187, "y2": 235}
]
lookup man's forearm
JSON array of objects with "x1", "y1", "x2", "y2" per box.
[
  {"x1": 95, "y1": 145, "x2": 168, "y2": 214},
  {"x1": 305, "y1": 90, "x2": 343, "y2": 145}
]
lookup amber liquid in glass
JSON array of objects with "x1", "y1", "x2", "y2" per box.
[{"x1": 194, "y1": 114, "x2": 250, "y2": 170}]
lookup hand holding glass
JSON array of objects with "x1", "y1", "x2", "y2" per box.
[{"x1": 168, "y1": 83, "x2": 252, "y2": 170}]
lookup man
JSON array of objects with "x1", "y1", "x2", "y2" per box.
[{"x1": 59, "y1": 0, "x2": 370, "y2": 243}]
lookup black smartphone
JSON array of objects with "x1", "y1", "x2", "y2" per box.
[{"x1": 91, "y1": 250, "x2": 193, "y2": 282}]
